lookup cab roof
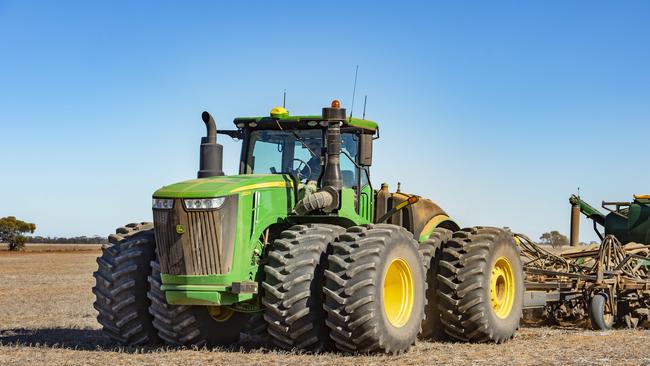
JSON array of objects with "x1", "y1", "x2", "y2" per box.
[{"x1": 233, "y1": 115, "x2": 378, "y2": 131}]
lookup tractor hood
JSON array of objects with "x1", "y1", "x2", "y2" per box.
[{"x1": 153, "y1": 174, "x2": 293, "y2": 198}]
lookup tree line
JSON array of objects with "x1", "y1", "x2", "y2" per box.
[{"x1": 26, "y1": 235, "x2": 108, "y2": 244}]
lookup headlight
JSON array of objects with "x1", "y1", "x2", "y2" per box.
[
  {"x1": 152, "y1": 198, "x2": 174, "y2": 209},
  {"x1": 184, "y1": 197, "x2": 225, "y2": 210}
]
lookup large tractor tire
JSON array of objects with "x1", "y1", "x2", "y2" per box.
[
  {"x1": 324, "y1": 224, "x2": 426, "y2": 354},
  {"x1": 418, "y1": 227, "x2": 453, "y2": 340},
  {"x1": 92, "y1": 222, "x2": 158, "y2": 345},
  {"x1": 147, "y1": 259, "x2": 252, "y2": 347},
  {"x1": 437, "y1": 227, "x2": 524, "y2": 343},
  {"x1": 262, "y1": 224, "x2": 345, "y2": 352}
]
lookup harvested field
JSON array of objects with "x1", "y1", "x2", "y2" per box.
[{"x1": 1, "y1": 249, "x2": 650, "y2": 365}]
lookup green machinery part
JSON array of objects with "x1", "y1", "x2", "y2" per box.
[{"x1": 570, "y1": 194, "x2": 650, "y2": 245}]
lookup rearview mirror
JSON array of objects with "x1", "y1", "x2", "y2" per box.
[{"x1": 358, "y1": 133, "x2": 373, "y2": 166}]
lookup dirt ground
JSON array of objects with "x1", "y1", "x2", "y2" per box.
[{"x1": 1, "y1": 249, "x2": 650, "y2": 365}]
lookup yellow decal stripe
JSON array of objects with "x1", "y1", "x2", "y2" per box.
[
  {"x1": 230, "y1": 181, "x2": 292, "y2": 193},
  {"x1": 419, "y1": 215, "x2": 451, "y2": 242}
]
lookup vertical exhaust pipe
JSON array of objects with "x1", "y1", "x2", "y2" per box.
[{"x1": 198, "y1": 111, "x2": 224, "y2": 178}]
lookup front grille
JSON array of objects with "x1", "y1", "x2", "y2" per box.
[{"x1": 153, "y1": 196, "x2": 237, "y2": 275}]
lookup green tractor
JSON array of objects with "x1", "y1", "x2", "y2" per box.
[{"x1": 93, "y1": 100, "x2": 524, "y2": 353}]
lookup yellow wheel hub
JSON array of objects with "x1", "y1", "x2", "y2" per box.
[
  {"x1": 490, "y1": 256, "x2": 516, "y2": 319},
  {"x1": 383, "y1": 258, "x2": 415, "y2": 327},
  {"x1": 207, "y1": 306, "x2": 235, "y2": 322}
]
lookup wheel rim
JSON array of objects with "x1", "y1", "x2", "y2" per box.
[
  {"x1": 383, "y1": 258, "x2": 415, "y2": 327},
  {"x1": 603, "y1": 298, "x2": 614, "y2": 326},
  {"x1": 490, "y1": 256, "x2": 515, "y2": 319},
  {"x1": 207, "y1": 306, "x2": 235, "y2": 322}
]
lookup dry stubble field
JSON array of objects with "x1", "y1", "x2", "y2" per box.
[{"x1": 1, "y1": 246, "x2": 650, "y2": 365}]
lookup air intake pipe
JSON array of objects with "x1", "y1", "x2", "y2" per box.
[
  {"x1": 197, "y1": 111, "x2": 224, "y2": 178},
  {"x1": 321, "y1": 101, "x2": 345, "y2": 190},
  {"x1": 293, "y1": 100, "x2": 345, "y2": 215}
]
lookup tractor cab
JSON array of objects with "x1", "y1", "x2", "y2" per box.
[{"x1": 218, "y1": 101, "x2": 378, "y2": 222}]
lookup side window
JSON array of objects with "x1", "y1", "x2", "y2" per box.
[
  {"x1": 340, "y1": 134, "x2": 358, "y2": 188},
  {"x1": 360, "y1": 167, "x2": 369, "y2": 188},
  {"x1": 250, "y1": 140, "x2": 282, "y2": 173}
]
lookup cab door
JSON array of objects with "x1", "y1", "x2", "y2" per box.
[{"x1": 358, "y1": 168, "x2": 374, "y2": 223}]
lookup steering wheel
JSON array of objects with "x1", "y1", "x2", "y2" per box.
[{"x1": 292, "y1": 158, "x2": 311, "y2": 181}]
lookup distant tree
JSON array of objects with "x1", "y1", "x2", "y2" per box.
[
  {"x1": 0, "y1": 216, "x2": 36, "y2": 251},
  {"x1": 539, "y1": 230, "x2": 569, "y2": 248}
]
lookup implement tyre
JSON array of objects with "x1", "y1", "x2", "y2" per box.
[
  {"x1": 148, "y1": 259, "x2": 251, "y2": 347},
  {"x1": 262, "y1": 224, "x2": 345, "y2": 352},
  {"x1": 418, "y1": 227, "x2": 453, "y2": 340},
  {"x1": 590, "y1": 293, "x2": 614, "y2": 330},
  {"x1": 437, "y1": 227, "x2": 523, "y2": 343},
  {"x1": 324, "y1": 224, "x2": 426, "y2": 354},
  {"x1": 92, "y1": 222, "x2": 159, "y2": 345}
]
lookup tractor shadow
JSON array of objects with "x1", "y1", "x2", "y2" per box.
[
  {"x1": 0, "y1": 328, "x2": 278, "y2": 354},
  {"x1": 0, "y1": 328, "x2": 112, "y2": 350}
]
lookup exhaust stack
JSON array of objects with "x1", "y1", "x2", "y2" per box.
[{"x1": 198, "y1": 111, "x2": 224, "y2": 178}]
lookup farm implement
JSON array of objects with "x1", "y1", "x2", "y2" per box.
[{"x1": 519, "y1": 195, "x2": 650, "y2": 329}]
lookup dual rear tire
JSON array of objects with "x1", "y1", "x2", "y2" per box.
[
  {"x1": 323, "y1": 224, "x2": 426, "y2": 354},
  {"x1": 436, "y1": 227, "x2": 524, "y2": 343}
]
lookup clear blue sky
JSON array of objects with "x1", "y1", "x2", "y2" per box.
[{"x1": 1, "y1": 1, "x2": 648, "y2": 242}]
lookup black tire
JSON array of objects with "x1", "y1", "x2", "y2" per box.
[
  {"x1": 437, "y1": 227, "x2": 524, "y2": 343},
  {"x1": 147, "y1": 259, "x2": 251, "y2": 347},
  {"x1": 590, "y1": 293, "x2": 614, "y2": 330},
  {"x1": 324, "y1": 224, "x2": 426, "y2": 354},
  {"x1": 239, "y1": 312, "x2": 272, "y2": 348},
  {"x1": 418, "y1": 227, "x2": 453, "y2": 340},
  {"x1": 92, "y1": 222, "x2": 158, "y2": 345},
  {"x1": 262, "y1": 224, "x2": 345, "y2": 351}
]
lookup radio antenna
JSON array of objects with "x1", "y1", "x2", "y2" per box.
[
  {"x1": 362, "y1": 95, "x2": 368, "y2": 120},
  {"x1": 283, "y1": 89, "x2": 287, "y2": 108},
  {"x1": 349, "y1": 65, "x2": 359, "y2": 120}
]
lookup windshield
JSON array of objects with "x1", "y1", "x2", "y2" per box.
[
  {"x1": 246, "y1": 129, "x2": 360, "y2": 187},
  {"x1": 247, "y1": 129, "x2": 323, "y2": 181}
]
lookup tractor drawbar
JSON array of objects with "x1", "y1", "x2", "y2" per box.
[{"x1": 198, "y1": 111, "x2": 224, "y2": 178}]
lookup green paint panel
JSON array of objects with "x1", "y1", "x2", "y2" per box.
[
  {"x1": 165, "y1": 289, "x2": 254, "y2": 306},
  {"x1": 153, "y1": 174, "x2": 292, "y2": 198}
]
